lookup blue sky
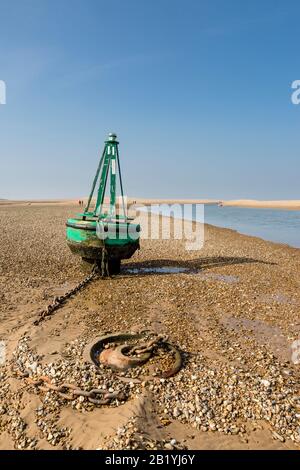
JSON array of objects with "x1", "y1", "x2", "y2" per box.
[{"x1": 0, "y1": 0, "x2": 300, "y2": 199}]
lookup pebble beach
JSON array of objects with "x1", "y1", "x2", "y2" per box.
[{"x1": 0, "y1": 202, "x2": 300, "y2": 450}]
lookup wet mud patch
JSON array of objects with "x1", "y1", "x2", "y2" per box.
[
  {"x1": 257, "y1": 292, "x2": 297, "y2": 305},
  {"x1": 196, "y1": 272, "x2": 239, "y2": 284},
  {"x1": 221, "y1": 316, "x2": 292, "y2": 363}
]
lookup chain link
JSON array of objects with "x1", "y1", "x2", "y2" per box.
[
  {"x1": 101, "y1": 247, "x2": 109, "y2": 277},
  {"x1": 33, "y1": 265, "x2": 99, "y2": 326},
  {"x1": 25, "y1": 375, "x2": 125, "y2": 405},
  {"x1": 33, "y1": 247, "x2": 113, "y2": 326}
]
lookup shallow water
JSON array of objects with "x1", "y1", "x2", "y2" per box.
[
  {"x1": 123, "y1": 266, "x2": 189, "y2": 275},
  {"x1": 204, "y1": 205, "x2": 300, "y2": 248},
  {"x1": 139, "y1": 204, "x2": 300, "y2": 248}
]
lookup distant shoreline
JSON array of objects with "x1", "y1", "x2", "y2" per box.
[
  {"x1": 1, "y1": 198, "x2": 300, "y2": 210},
  {"x1": 219, "y1": 199, "x2": 300, "y2": 210}
]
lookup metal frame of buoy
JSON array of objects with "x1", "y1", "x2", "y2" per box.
[
  {"x1": 66, "y1": 133, "x2": 140, "y2": 275},
  {"x1": 83, "y1": 132, "x2": 127, "y2": 221}
]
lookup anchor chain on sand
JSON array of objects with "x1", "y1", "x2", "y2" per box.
[
  {"x1": 33, "y1": 258, "x2": 111, "y2": 326},
  {"x1": 87, "y1": 331, "x2": 183, "y2": 379},
  {"x1": 19, "y1": 374, "x2": 126, "y2": 405},
  {"x1": 14, "y1": 332, "x2": 183, "y2": 409}
]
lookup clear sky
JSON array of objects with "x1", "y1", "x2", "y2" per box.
[{"x1": 0, "y1": 0, "x2": 300, "y2": 200}]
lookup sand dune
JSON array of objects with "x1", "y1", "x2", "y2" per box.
[{"x1": 221, "y1": 200, "x2": 300, "y2": 210}]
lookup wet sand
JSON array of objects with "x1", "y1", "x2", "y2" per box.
[{"x1": 0, "y1": 203, "x2": 299, "y2": 450}]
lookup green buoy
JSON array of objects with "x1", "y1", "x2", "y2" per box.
[{"x1": 66, "y1": 133, "x2": 140, "y2": 275}]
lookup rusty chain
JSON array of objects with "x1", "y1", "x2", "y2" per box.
[
  {"x1": 14, "y1": 331, "x2": 182, "y2": 411},
  {"x1": 33, "y1": 265, "x2": 99, "y2": 326},
  {"x1": 128, "y1": 334, "x2": 168, "y2": 355},
  {"x1": 33, "y1": 246, "x2": 113, "y2": 326},
  {"x1": 94, "y1": 332, "x2": 182, "y2": 378},
  {"x1": 24, "y1": 375, "x2": 125, "y2": 406}
]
